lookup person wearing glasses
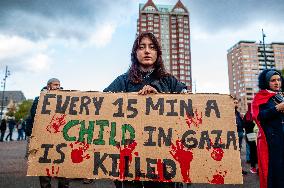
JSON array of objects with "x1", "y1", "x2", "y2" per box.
[{"x1": 104, "y1": 32, "x2": 187, "y2": 188}]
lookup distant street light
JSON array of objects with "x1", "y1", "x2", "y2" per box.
[
  {"x1": 0, "y1": 66, "x2": 11, "y2": 120},
  {"x1": 261, "y1": 29, "x2": 268, "y2": 69}
]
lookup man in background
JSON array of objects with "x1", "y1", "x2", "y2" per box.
[
  {"x1": 26, "y1": 78, "x2": 69, "y2": 188},
  {"x1": 234, "y1": 98, "x2": 248, "y2": 175}
]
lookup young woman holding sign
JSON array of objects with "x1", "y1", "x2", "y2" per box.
[{"x1": 104, "y1": 32, "x2": 187, "y2": 188}]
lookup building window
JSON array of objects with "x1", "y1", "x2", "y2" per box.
[
  {"x1": 145, "y1": 6, "x2": 156, "y2": 12},
  {"x1": 179, "y1": 54, "x2": 184, "y2": 58}
]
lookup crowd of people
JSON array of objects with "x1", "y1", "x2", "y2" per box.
[
  {"x1": 0, "y1": 117, "x2": 27, "y2": 142},
  {"x1": 1, "y1": 32, "x2": 284, "y2": 188}
]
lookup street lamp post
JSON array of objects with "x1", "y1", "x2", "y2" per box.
[
  {"x1": 262, "y1": 29, "x2": 268, "y2": 69},
  {"x1": 0, "y1": 66, "x2": 10, "y2": 120}
]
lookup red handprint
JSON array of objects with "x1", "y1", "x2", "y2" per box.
[
  {"x1": 185, "y1": 109, "x2": 202, "y2": 129},
  {"x1": 207, "y1": 170, "x2": 227, "y2": 184},
  {"x1": 170, "y1": 140, "x2": 193, "y2": 183},
  {"x1": 70, "y1": 141, "x2": 90, "y2": 163},
  {"x1": 207, "y1": 139, "x2": 224, "y2": 161},
  {"x1": 46, "y1": 114, "x2": 66, "y2": 133},
  {"x1": 46, "y1": 165, "x2": 59, "y2": 177},
  {"x1": 117, "y1": 141, "x2": 137, "y2": 180}
]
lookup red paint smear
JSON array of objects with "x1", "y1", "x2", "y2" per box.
[
  {"x1": 170, "y1": 140, "x2": 193, "y2": 183},
  {"x1": 70, "y1": 141, "x2": 90, "y2": 163},
  {"x1": 46, "y1": 114, "x2": 66, "y2": 133},
  {"x1": 118, "y1": 141, "x2": 137, "y2": 180},
  {"x1": 209, "y1": 139, "x2": 224, "y2": 161},
  {"x1": 185, "y1": 109, "x2": 202, "y2": 129},
  {"x1": 134, "y1": 175, "x2": 141, "y2": 181},
  {"x1": 46, "y1": 166, "x2": 59, "y2": 177},
  {"x1": 155, "y1": 159, "x2": 172, "y2": 182},
  {"x1": 208, "y1": 170, "x2": 227, "y2": 184}
]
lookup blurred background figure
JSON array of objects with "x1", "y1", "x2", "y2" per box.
[
  {"x1": 5, "y1": 117, "x2": 16, "y2": 141},
  {"x1": 17, "y1": 118, "x2": 24, "y2": 141},
  {"x1": 234, "y1": 98, "x2": 247, "y2": 175},
  {"x1": 0, "y1": 118, "x2": 7, "y2": 142},
  {"x1": 243, "y1": 103, "x2": 258, "y2": 174}
]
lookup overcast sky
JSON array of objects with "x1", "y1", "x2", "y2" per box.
[{"x1": 1, "y1": 0, "x2": 284, "y2": 99}]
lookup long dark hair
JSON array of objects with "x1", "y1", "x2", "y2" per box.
[{"x1": 128, "y1": 32, "x2": 169, "y2": 83}]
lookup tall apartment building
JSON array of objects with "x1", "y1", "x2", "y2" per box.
[
  {"x1": 227, "y1": 41, "x2": 284, "y2": 112},
  {"x1": 137, "y1": 0, "x2": 192, "y2": 91}
]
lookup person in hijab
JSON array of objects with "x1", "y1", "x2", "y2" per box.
[{"x1": 252, "y1": 69, "x2": 284, "y2": 188}]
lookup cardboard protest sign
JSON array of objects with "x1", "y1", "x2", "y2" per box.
[{"x1": 27, "y1": 91, "x2": 243, "y2": 184}]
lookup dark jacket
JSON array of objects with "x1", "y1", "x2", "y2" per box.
[
  {"x1": 7, "y1": 119, "x2": 16, "y2": 130},
  {"x1": 104, "y1": 72, "x2": 186, "y2": 93},
  {"x1": 258, "y1": 96, "x2": 284, "y2": 188},
  {"x1": 0, "y1": 119, "x2": 6, "y2": 132},
  {"x1": 26, "y1": 96, "x2": 39, "y2": 136},
  {"x1": 235, "y1": 110, "x2": 244, "y2": 133},
  {"x1": 104, "y1": 72, "x2": 185, "y2": 188},
  {"x1": 243, "y1": 117, "x2": 255, "y2": 134}
]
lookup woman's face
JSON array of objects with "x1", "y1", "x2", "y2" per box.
[
  {"x1": 136, "y1": 37, "x2": 157, "y2": 70},
  {"x1": 269, "y1": 74, "x2": 282, "y2": 91}
]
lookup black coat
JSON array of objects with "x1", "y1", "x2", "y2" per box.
[
  {"x1": 104, "y1": 72, "x2": 185, "y2": 188},
  {"x1": 0, "y1": 120, "x2": 6, "y2": 132},
  {"x1": 7, "y1": 119, "x2": 16, "y2": 130},
  {"x1": 26, "y1": 96, "x2": 39, "y2": 136},
  {"x1": 235, "y1": 110, "x2": 244, "y2": 133},
  {"x1": 104, "y1": 72, "x2": 186, "y2": 93},
  {"x1": 258, "y1": 97, "x2": 284, "y2": 188}
]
